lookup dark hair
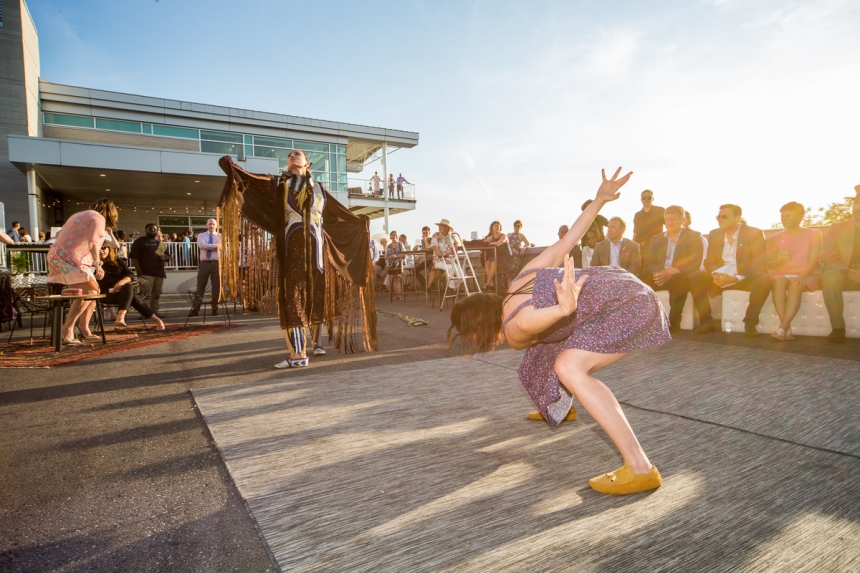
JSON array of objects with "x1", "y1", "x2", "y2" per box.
[
  {"x1": 780, "y1": 202, "x2": 805, "y2": 215},
  {"x1": 448, "y1": 293, "x2": 505, "y2": 357},
  {"x1": 90, "y1": 198, "x2": 119, "y2": 228},
  {"x1": 11, "y1": 221, "x2": 19, "y2": 227},
  {"x1": 145, "y1": 223, "x2": 157, "y2": 231},
  {"x1": 100, "y1": 241, "x2": 118, "y2": 266},
  {"x1": 115, "y1": 229, "x2": 127, "y2": 241},
  {"x1": 719, "y1": 204, "x2": 742, "y2": 217},
  {"x1": 486, "y1": 221, "x2": 502, "y2": 238},
  {"x1": 422, "y1": 226, "x2": 430, "y2": 232}
]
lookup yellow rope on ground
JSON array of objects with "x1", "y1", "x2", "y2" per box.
[{"x1": 376, "y1": 310, "x2": 428, "y2": 327}]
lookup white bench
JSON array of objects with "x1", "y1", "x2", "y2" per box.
[
  {"x1": 721, "y1": 290, "x2": 860, "y2": 338},
  {"x1": 656, "y1": 291, "x2": 720, "y2": 331}
]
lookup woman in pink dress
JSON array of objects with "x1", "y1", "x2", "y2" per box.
[
  {"x1": 767, "y1": 202, "x2": 823, "y2": 341},
  {"x1": 47, "y1": 198, "x2": 120, "y2": 344}
]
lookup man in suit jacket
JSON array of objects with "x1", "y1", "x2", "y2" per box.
[
  {"x1": 590, "y1": 216, "x2": 641, "y2": 276},
  {"x1": 689, "y1": 204, "x2": 769, "y2": 337},
  {"x1": 819, "y1": 198, "x2": 860, "y2": 343},
  {"x1": 642, "y1": 206, "x2": 702, "y2": 332}
]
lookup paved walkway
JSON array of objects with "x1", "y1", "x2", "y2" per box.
[{"x1": 1, "y1": 294, "x2": 859, "y2": 572}]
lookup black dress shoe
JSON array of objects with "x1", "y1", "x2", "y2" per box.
[
  {"x1": 212, "y1": 309, "x2": 219, "y2": 316},
  {"x1": 693, "y1": 322, "x2": 714, "y2": 334},
  {"x1": 827, "y1": 328, "x2": 846, "y2": 343},
  {"x1": 744, "y1": 323, "x2": 759, "y2": 338},
  {"x1": 669, "y1": 324, "x2": 681, "y2": 333},
  {"x1": 188, "y1": 310, "x2": 199, "y2": 317}
]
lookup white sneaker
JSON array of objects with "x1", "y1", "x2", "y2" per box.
[
  {"x1": 274, "y1": 359, "x2": 290, "y2": 369},
  {"x1": 313, "y1": 345, "x2": 326, "y2": 356}
]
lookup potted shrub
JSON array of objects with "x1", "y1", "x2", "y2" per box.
[{"x1": 10, "y1": 252, "x2": 30, "y2": 275}]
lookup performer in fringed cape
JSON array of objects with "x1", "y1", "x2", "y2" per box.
[{"x1": 217, "y1": 151, "x2": 377, "y2": 368}]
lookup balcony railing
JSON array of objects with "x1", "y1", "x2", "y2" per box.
[
  {"x1": 347, "y1": 177, "x2": 416, "y2": 201},
  {"x1": 1, "y1": 242, "x2": 203, "y2": 274}
]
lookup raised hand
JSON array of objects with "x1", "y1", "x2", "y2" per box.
[
  {"x1": 595, "y1": 167, "x2": 633, "y2": 204},
  {"x1": 554, "y1": 256, "x2": 587, "y2": 315}
]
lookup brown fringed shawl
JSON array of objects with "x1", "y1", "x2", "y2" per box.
[{"x1": 217, "y1": 156, "x2": 377, "y2": 353}]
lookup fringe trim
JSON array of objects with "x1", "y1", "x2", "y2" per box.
[{"x1": 324, "y1": 243, "x2": 377, "y2": 353}]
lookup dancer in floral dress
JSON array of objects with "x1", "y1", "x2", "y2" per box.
[{"x1": 448, "y1": 168, "x2": 670, "y2": 495}]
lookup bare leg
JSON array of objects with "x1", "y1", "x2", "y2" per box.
[
  {"x1": 77, "y1": 300, "x2": 97, "y2": 337},
  {"x1": 116, "y1": 309, "x2": 128, "y2": 327},
  {"x1": 554, "y1": 348, "x2": 652, "y2": 474},
  {"x1": 484, "y1": 260, "x2": 496, "y2": 288},
  {"x1": 781, "y1": 279, "x2": 804, "y2": 332},
  {"x1": 771, "y1": 276, "x2": 788, "y2": 327},
  {"x1": 60, "y1": 282, "x2": 97, "y2": 340}
]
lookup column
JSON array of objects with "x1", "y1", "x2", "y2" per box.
[
  {"x1": 27, "y1": 168, "x2": 40, "y2": 239},
  {"x1": 382, "y1": 142, "x2": 389, "y2": 234}
]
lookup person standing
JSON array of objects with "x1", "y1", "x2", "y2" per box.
[
  {"x1": 688, "y1": 204, "x2": 769, "y2": 338},
  {"x1": 130, "y1": 223, "x2": 169, "y2": 318},
  {"x1": 18, "y1": 228, "x2": 32, "y2": 243},
  {"x1": 633, "y1": 190, "x2": 665, "y2": 273},
  {"x1": 6, "y1": 222, "x2": 20, "y2": 243},
  {"x1": 46, "y1": 198, "x2": 121, "y2": 343},
  {"x1": 371, "y1": 172, "x2": 381, "y2": 197},
  {"x1": 191, "y1": 218, "x2": 221, "y2": 317},
  {"x1": 388, "y1": 174, "x2": 396, "y2": 199},
  {"x1": 395, "y1": 173, "x2": 410, "y2": 199}
]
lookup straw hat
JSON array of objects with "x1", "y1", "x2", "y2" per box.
[{"x1": 436, "y1": 218, "x2": 453, "y2": 229}]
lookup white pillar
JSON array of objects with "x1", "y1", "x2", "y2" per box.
[
  {"x1": 26, "y1": 168, "x2": 40, "y2": 239},
  {"x1": 381, "y1": 142, "x2": 389, "y2": 234}
]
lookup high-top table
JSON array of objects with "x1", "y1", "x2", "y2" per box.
[{"x1": 35, "y1": 293, "x2": 107, "y2": 352}]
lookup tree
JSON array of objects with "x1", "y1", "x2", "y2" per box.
[{"x1": 772, "y1": 196, "x2": 855, "y2": 229}]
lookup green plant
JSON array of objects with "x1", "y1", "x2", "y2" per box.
[
  {"x1": 9, "y1": 252, "x2": 30, "y2": 274},
  {"x1": 772, "y1": 196, "x2": 855, "y2": 229}
]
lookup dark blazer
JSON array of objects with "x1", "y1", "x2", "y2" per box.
[
  {"x1": 646, "y1": 229, "x2": 703, "y2": 276},
  {"x1": 703, "y1": 224, "x2": 766, "y2": 276},
  {"x1": 568, "y1": 244, "x2": 583, "y2": 268},
  {"x1": 820, "y1": 219, "x2": 860, "y2": 271},
  {"x1": 591, "y1": 238, "x2": 641, "y2": 275}
]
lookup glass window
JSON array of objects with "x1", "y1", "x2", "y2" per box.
[
  {"x1": 244, "y1": 145, "x2": 253, "y2": 157},
  {"x1": 200, "y1": 130, "x2": 243, "y2": 144},
  {"x1": 312, "y1": 171, "x2": 328, "y2": 185},
  {"x1": 201, "y1": 140, "x2": 241, "y2": 155},
  {"x1": 158, "y1": 215, "x2": 189, "y2": 227},
  {"x1": 141, "y1": 124, "x2": 152, "y2": 134},
  {"x1": 294, "y1": 140, "x2": 329, "y2": 153},
  {"x1": 190, "y1": 217, "x2": 211, "y2": 225},
  {"x1": 338, "y1": 145, "x2": 346, "y2": 154},
  {"x1": 253, "y1": 136, "x2": 292, "y2": 148},
  {"x1": 254, "y1": 146, "x2": 291, "y2": 168},
  {"x1": 43, "y1": 113, "x2": 95, "y2": 128},
  {"x1": 337, "y1": 174, "x2": 347, "y2": 185},
  {"x1": 243, "y1": 135, "x2": 252, "y2": 144},
  {"x1": 152, "y1": 125, "x2": 199, "y2": 139},
  {"x1": 95, "y1": 118, "x2": 141, "y2": 133},
  {"x1": 304, "y1": 151, "x2": 329, "y2": 172},
  {"x1": 335, "y1": 154, "x2": 346, "y2": 173}
]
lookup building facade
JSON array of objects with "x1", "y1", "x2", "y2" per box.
[{"x1": 1, "y1": 0, "x2": 418, "y2": 239}]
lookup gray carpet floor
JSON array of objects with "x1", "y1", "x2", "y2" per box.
[{"x1": 192, "y1": 342, "x2": 860, "y2": 572}]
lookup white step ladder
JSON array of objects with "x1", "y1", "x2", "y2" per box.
[{"x1": 439, "y1": 232, "x2": 482, "y2": 310}]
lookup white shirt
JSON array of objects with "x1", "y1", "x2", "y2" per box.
[
  {"x1": 609, "y1": 239, "x2": 623, "y2": 268},
  {"x1": 582, "y1": 246, "x2": 594, "y2": 268},
  {"x1": 197, "y1": 231, "x2": 221, "y2": 261},
  {"x1": 713, "y1": 226, "x2": 744, "y2": 282}
]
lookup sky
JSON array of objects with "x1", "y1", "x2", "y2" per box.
[{"x1": 30, "y1": 0, "x2": 860, "y2": 246}]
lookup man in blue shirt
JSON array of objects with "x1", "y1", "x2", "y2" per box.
[{"x1": 395, "y1": 174, "x2": 410, "y2": 199}]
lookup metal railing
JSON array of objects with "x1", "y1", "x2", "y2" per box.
[
  {"x1": 347, "y1": 177, "x2": 416, "y2": 201},
  {"x1": 1, "y1": 241, "x2": 203, "y2": 273}
]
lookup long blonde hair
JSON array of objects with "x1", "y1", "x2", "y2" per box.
[{"x1": 90, "y1": 198, "x2": 118, "y2": 228}]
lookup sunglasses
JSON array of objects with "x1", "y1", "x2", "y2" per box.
[
  {"x1": 641, "y1": 196, "x2": 653, "y2": 200},
  {"x1": 100, "y1": 246, "x2": 110, "y2": 250},
  {"x1": 717, "y1": 214, "x2": 732, "y2": 220}
]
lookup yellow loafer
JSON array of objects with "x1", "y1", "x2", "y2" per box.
[
  {"x1": 588, "y1": 464, "x2": 662, "y2": 495},
  {"x1": 527, "y1": 407, "x2": 577, "y2": 421}
]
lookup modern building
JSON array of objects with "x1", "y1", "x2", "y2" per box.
[{"x1": 1, "y1": 0, "x2": 418, "y2": 240}]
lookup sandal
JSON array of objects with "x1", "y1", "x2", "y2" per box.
[
  {"x1": 771, "y1": 328, "x2": 786, "y2": 341},
  {"x1": 784, "y1": 328, "x2": 795, "y2": 341},
  {"x1": 589, "y1": 464, "x2": 662, "y2": 495},
  {"x1": 114, "y1": 321, "x2": 128, "y2": 330},
  {"x1": 62, "y1": 337, "x2": 81, "y2": 345},
  {"x1": 527, "y1": 407, "x2": 577, "y2": 422}
]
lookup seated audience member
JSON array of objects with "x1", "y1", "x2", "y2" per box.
[
  {"x1": 642, "y1": 206, "x2": 703, "y2": 332},
  {"x1": 689, "y1": 204, "x2": 769, "y2": 338},
  {"x1": 819, "y1": 197, "x2": 860, "y2": 343},
  {"x1": 581, "y1": 229, "x2": 599, "y2": 267},
  {"x1": 683, "y1": 211, "x2": 708, "y2": 269},
  {"x1": 428, "y1": 219, "x2": 459, "y2": 289},
  {"x1": 508, "y1": 220, "x2": 530, "y2": 256},
  {"x1": 581, "y1": 199, "x2": 607, "y2": 242},
  {"x1": 767, "y1": 202, "x2": 822, "y2": 341},
  {"x1": 97, "y1": 243, "x2": 165, "y2": 331},
  {"x1": 411, "y1": 226, "x2": 433, "y2": 288},
  {"x1": 481, "y1": 221, "x2": 509, "y2": 291},
  {"x1": 558, "y1": 225, "x2": 583, "y2": 267},
  {"x1": 590, "y1": 216, "x2": 641, "y2": 275}
]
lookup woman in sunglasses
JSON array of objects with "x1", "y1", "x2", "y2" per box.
[{"x1": 97, "y1": 243, "x2": 165, "y2": 331}]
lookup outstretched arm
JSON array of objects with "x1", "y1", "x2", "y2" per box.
[{"x1": 522, "y1": 167, "x2": 631, "y2": 274}]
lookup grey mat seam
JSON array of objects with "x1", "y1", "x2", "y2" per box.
[{"x1": 474, "y1": 356, "x2": 860, "y2": 462}]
